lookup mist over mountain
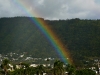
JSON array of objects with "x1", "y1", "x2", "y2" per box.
[{"x1": 0, "y1": 17, "x2": 100, "y2": 61}]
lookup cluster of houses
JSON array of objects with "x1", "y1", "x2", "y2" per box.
[
  {"x1": 0, "y1": 62, "x2": 70, "y2": 75},
  {"x1": 1, "y1": 62, "x2": 100, "y2": 75},
  {"x1": 0, "y1": 52, "x2": 100, "y2": 75},
  {"x1": 0, "y1": 52, "x2": 56, "y2": 63},
  {"x1": 7, "y1": 63, "x2": 51, "y2": 70}
]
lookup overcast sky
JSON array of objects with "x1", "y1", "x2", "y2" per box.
[{"x1": 0, "y1": 0, "x2": 100, "y2": 20}]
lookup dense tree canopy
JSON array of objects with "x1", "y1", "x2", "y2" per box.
[{"x1": 0, "y1": 17, "x2": 100, "y2": 65}]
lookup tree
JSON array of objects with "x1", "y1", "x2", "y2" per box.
[
  {"x1": 36, "y1": 65, "x2": 45, "y2": 75},
  {"x1": 75, "y1": 69, "x2": 96, "y2": 75},
  {"x1": 65, "y1": 64, "x2": 76, "y2": 75},
  {"x1": 53, "y1": 60, "x2": 65, "y2": 75},
  {"x1": 1, "y1": 59, "x2": 10, "y2": 75}
]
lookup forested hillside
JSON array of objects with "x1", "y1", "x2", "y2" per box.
[
  {"x1": 46, "y1": 18, "x2": 100, "y2": 60},
  {"x1": 0, "y1": 17, "x2": 100, "y2": 61},
  {"x1": 0, "y1": 17, "x2": 58, "y2": 58}
]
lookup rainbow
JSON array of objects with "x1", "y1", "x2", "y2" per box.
[{"x1": 13, "y1": 0, "x2": 73, "y2": 64}]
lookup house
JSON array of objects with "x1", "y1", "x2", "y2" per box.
[
  {"x1": 8, "y1": 64, "x2": 14, "y2": 71},
  {"x1": 30, "y1": 64, "x2": 39, "y2": 67}
]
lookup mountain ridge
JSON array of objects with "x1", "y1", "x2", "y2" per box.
[{"x1": 0, "y1": 17, "x2": 100, "y2": 61}]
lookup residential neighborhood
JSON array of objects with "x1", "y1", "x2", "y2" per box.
[{"x1": 0, "y1": 52, "x2": 100, "y2": 75}]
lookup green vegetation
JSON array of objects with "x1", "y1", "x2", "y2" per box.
[
  {"x1": 47, "y1": 18, "x2": 100, "y2": 66},
  {"x1": 75, "y1": 69, "x2": 96, "y2": 75},
  {"x1": 0, "y1": 17, "x2": 58, "y2": 58},
  {"x1": 1, "y1": 59, "x2": 10, "y2": 75},
  {"x1": 53, "y1": 60, "x2": 64, "y2": 75},
  {"x1": 0, "y1": 17, "x2": 100, "y2": 66},
  {"x1": 0, "y1": 59, "x2": 96, "y2": 75}
]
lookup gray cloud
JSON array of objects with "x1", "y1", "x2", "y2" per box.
[{"x1": 0, "y1": 0, "x2": 100, "y2": 19}]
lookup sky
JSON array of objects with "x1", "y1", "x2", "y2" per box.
[{"x1": 0, "y1": 0, "x2": 100, "y2": 20}]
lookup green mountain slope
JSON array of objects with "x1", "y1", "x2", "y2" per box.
[
  {"x1": 47, "y1": 19, "x2": 100, "y2": 59},
  {"x1": 0, "y1": 17, "x2": 100, "y2": 61},
  {"x1": 0, "y1": 17, "x2": 58, "y2": 58}
]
